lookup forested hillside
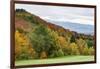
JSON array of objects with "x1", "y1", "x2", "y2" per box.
[{"x1": 15, "y1": 9, "x2": 94, "y2": 60}]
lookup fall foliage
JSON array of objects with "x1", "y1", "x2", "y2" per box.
[
  {"x1": 15, "y1": 9, "x2": 95, "y2": 60},
  {"x1": 15, "y1": 30, "x2": 36, "y2": 60}
]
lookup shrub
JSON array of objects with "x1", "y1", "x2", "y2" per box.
[
  {"x1": 40, "y1": 51, "x2": 47, "y2": 59},
  {"x1": 57, "y1": 49, "x2": 64, "y2": 57},
  {"x1": 88, "y1": 47, "x2": 94, "y2": 55}
]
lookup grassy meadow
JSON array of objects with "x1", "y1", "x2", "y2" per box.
[{"x1": 15, "y1": 56, "x2": 94, "y2": 66}]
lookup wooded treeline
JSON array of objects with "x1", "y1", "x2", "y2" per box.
[{"x1": 15, "y1": 9, "x2": 94, "y2": 60}]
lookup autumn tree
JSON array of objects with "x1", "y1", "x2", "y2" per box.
[
  {"x1": 76, "y1": 38, "x2": 88, "y2": 55},
  {"x1": 15, "y1": 30, "x2": 36, "y2": 60},
  {"x1": 57, "y1": 36, "x2": 70, "y2": 55},
  {"x1": 69, "y1": 43, "x2": 80, "y2": 55}
]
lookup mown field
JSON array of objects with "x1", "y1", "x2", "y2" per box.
[{"x1": 15, "y1": 55, "x2": 94, "y2": 66}]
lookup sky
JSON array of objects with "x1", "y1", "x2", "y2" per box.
[{"x1": 15, "y1": 4, "x2": 94, "y2": 25}]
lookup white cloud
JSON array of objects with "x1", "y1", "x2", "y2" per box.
[
  {"x1": 40, "y1": 14, "x2": 94, "y2": 25},
  {"x1": 69, "y1": 18, "x2": 94, "y2": 25},
  {"x1": 15, "y1": 4, "x2": 94, "y2": 25}
]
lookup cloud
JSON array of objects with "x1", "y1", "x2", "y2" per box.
[
  {"x1": 15, "y1": 4, "x2": 94, "y2": 25},
  {"x1": 40, "y1": 14, "x2": 94, "y2": 25}
]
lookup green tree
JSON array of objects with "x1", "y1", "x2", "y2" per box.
[
  {"x1": 86, "y1": 39, "x2": 94, "y2": 48},
  {"x1": 88, "y1": 47, "x2": 94, "y2": 55},
  {"x1": 70, "y1": 35, "x2": 75, "y2": 43},
  {"x1": 28, "y1": 25, "x2": 61, "y2": 58}
]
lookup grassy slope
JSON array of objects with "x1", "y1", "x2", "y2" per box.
[{"x1": 15, "y1": 55, "x2": 94, "y2": 66}]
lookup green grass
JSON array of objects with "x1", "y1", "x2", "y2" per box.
[{"x1": 15, "y1": 55, "x2": 94, "y2": 66}]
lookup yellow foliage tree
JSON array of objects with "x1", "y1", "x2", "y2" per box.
[
  {"x1": 57, "y1": 36, "x2": 68, "y2": 48},
  {"x1": 76, "y1": 38, "x2": 87, "y2": 55},
  {"x1": 57, "y1": 36, "x2": 70, "y2": 55},
  {"x1": 83, "y1": 46, "x2": 89, "y2": 55},
  {"x1": 69, "y1": 43, "x2": 80, "y2": 55},
  {"x1": 15, "y1": 30, "x2": 36, "y2": 60}
]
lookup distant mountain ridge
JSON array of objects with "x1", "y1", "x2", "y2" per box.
[{"x1": 44, "y1": 19, "x2": 94, "y2": 35}]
